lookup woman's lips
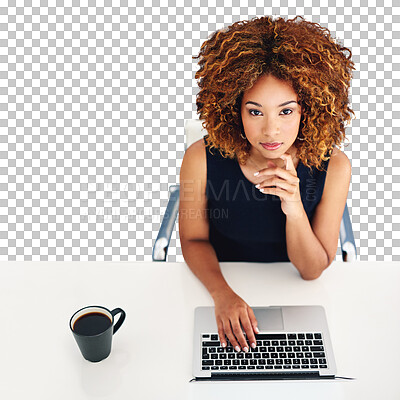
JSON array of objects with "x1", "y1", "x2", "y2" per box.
[{"x1": 261, "y1": 142, "x2": 283, "y2": 150}]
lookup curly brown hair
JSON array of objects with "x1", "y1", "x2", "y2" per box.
[{"x1": 193, "y1": 15, "x2": 356, "y2": 170}]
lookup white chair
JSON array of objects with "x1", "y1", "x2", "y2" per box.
[{"x1": 152, "y1": 120, "x2": 357, "y2": 262}]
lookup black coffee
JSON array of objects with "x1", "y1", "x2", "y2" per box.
[{"x1": 73, "y1": 312, "x2": 112, "y2": 336}]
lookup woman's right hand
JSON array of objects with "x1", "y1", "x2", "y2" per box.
[{"x1": 213, "y1": 288, "x2": 259, "y2": 353}]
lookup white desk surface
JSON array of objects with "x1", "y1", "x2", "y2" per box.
[{"x1": 0, "y1": 261, "x2": 399, "y2": 400}]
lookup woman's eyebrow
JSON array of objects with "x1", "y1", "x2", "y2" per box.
[{"x1": 245, "y1": 100, "x2": 298, "y2": 107}]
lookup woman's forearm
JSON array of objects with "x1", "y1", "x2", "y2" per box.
[
  {"x1": 181, "y1": 239, "x2": 232, "y2": 299},
  {"x1": 285, "y1": 209, "x2": 330, "y2": 280}
]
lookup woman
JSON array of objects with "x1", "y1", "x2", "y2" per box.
[{"x1": 178, "y1": 16, "x2": 355, "y2": 354}]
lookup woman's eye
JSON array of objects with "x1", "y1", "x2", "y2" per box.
[{"x1": 249, "y1": 109, "x2": 293, "y2": 116}]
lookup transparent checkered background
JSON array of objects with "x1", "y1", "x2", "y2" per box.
[{"x1": 1, "y1": 0, "x2": 399, "y2": 262}]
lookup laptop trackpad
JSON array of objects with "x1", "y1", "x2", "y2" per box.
[{"x1": 253, "y1": 307, "x2": 284, "y2": 331}]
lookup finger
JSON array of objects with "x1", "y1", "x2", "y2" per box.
[
  {"x1": 222, "y1": 319, "x2": 242, "y2": 352},
  {"x1": 260, "y1": 186, "x2": 288, "y2": 199},
  {"x1": 230, "y1": 319, "x2": 249, "y2": 352},
  {"x1": 239, "y1": 312, "x2": 257, "y2": 349},
  {"x1": 247, "y1": 306, "x2": 259, "y2": 334},
  {"x1": 216, "y1": 319, "x2": 227, "y2": 348},
  {"x1": 254, "y1": 161, "x2": 276, "y2": 177},
  {"x1": 260, "y1": 187, "x2": 302, "y2": 201},
  {"x1": 268, "y1": 180, "x2": 297, "y2": 193},
  {"x1": 256, "y1": 165, "x2": 298, "y2": 183},
  {"x1": 257, "y1": 176, "x2": 299, "y2": 192},
  {"x1": 280, "y1": 153, "x2": 295, "y2": 171}
]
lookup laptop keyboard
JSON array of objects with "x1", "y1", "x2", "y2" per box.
[{"x1": 201, "y1": 332, "x2": 328, "y2": 371}]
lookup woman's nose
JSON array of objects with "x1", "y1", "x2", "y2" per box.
[{"x1": 261, "y1": 118, "x2": 279, "y2": 136}]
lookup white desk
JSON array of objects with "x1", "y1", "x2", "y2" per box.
[{"x1": 0, "y1": 261, "x2": 399, "y2": 400}]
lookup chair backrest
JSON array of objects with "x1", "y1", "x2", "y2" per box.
[{"x1": 184, "y1": 119, "x2": 206, "y2": 150}]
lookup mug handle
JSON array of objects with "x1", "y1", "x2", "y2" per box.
[{"x1": 111, "y1": 308, "x2": 126, "y2": 334}]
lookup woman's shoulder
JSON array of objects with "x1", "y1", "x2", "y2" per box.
[
  {"x1": 184, "y1": 137, "x2": 207, "y2": 162},
  {"x1": 180, "y1": 138, "x2": 207, "y2": 181},
  {"x1": 320, "y1": 147, "x2": 351, "y2": 202},
  {"x1": 327, "y1": 147, "x2": 351, "y2": 177}
]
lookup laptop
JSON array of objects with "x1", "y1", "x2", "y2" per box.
[{"x1": 192, "y1": 305, "x2": 337, "y2": 381}]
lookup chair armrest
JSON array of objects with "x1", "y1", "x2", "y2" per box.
[
  {"x1": 339, "y1": 203, "x2": 357, "y2": 262},
  {"x1": 152, "y1": 185, "x2": 180, "y2": 261}
]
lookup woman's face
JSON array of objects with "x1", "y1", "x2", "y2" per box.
[{"x1": 240, "y1": 74, "x2": 303, "y2": 163}]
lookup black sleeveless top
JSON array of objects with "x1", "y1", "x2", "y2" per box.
[{"x1": 204, "y1": 136, "x2": 330, "y2": 262}]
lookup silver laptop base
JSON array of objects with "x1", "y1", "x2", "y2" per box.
[{"x1": 193, "y1": 372, "x2": 335, "y2": 381}]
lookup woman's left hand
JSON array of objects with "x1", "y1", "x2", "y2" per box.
[{"x1": 255, "y1": 153, "x2": 304, "y2": 218}]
